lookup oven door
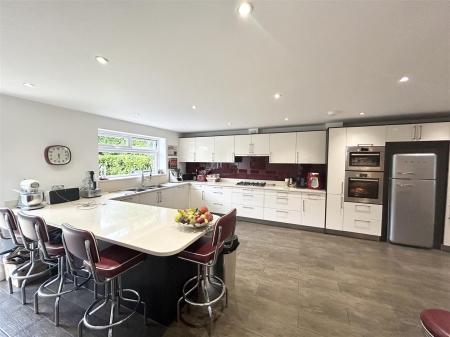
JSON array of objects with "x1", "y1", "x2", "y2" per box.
[
  {"x1": 346, "y1": 146, "x2": 385, "y2": 171},
  {"x1": 344, "y1": 171, "x2": 384, "y2": 204}
]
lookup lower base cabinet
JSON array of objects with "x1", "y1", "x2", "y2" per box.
[
  {"x1": 325, "y1": 194, "x2": 344, "y2": 231},
  {"x1": 302, "y1": 194, "x2": 326, "y2": 228},
  {"x1": 263, "y1": 208, "x2": 301, "y2": 225},
  {"x1": 343, "y1": 202, "x2": 382, "y2": 236}
]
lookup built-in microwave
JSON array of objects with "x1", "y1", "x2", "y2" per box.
[
  {"x1": 344, "y1": 171, "x2": 384, "y2": 205},
  {"x1": 346, "y1": 146, "x2": 385, "y2": 172}
]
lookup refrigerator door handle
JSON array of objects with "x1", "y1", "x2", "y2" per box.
[
  {"x1": 412, "y1": 125, "x2": 417, "y2": 140},
  {"x1": 396, "y1": 171, "x2": 415, "y2": 175},
  {"x1": 396, "y1": 183, "x2": 413, "y2": 187}
]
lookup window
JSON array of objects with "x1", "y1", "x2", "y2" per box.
[{"x1": 98, "y1": 129, "x2": 164, "y2": 177}]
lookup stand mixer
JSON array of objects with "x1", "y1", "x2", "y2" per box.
[
  {"x1": 17, "y1": 179, "x2": 45, "y2": 210},
  {"x1": 80, "y1": 171, "x2": 102, "y2": 198}
]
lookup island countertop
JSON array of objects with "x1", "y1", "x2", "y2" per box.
[{"x1": 18, "y1": 195, "x2": 211, "y2": 257}]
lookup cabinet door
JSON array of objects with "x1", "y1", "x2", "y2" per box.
[
  {"x1": 419, "y1": 122, "x2": 450, "y2": 141},
  {"x1": 302, "y1": 195, "x2": 325, "y2": 228},
  {"x1": 139, "y1": 191, "x2": 159, "y2": 206},
  {"x1": 179, "y1": 138, "x2": 196, "y2": 162},
  {"x1": 171, "y1": 185, "x2": 189, "y2": 209},
  {"x1": 297, "y1": 131, "x2": 326, "y2": 164},
  {"x1": 159, "y1": 188, "x2": 174, "y2": 208},
  {"x1": 346, "y1": 126, "x2": 386, "y2": 146},
  {"x1": 234, "y1": 135, "x2": 251, "y2": 155},
  {"x1": 214, "y1": 136, "x2": 235, "y2": 163},
  {"x1": 386, "y1": 124, "x2": 416, "y2": 142},
  {"x1": 195, "y1": 137, "x2": 214, "y2": 162},
  {"x1": 251, "y1": 134, "x2": 270, "y2": 155},
  {"x1": 269, "y1": 133, "x2": 297, "y2": 163},
  {"x1": 325, "y1": 194, "x2": 344, "y2": 230},
  {"x1": 327, "y1": 128, "x2": 346, "y2": 195},
  {"x1": 190, "y1": 185, "x2": 205, "y2": 208},
  {"x1": 119, "y1": 194, "x2": 142, "y2": 204}
]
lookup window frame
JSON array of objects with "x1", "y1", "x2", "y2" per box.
[{"x1": 98, "y1": 129, "x2": 161, "y2": 178}]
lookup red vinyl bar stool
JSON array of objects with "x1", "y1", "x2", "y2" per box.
[
  {"x1": 420, "y1": 309, "x2": 450, "y2": 337},
  {"x1": 177, "y1": 208, "x2": 237, "y2": 336},
  {"x1": 17, "y1": 212, "x2": 91, "y2": 326},
  {"x1": 61, "y1": 223, "x2": 147, "y2": 337},
  {"x1": 3, "y1": 209, "x2": 51, "y2": 305},
  {"x1": 0, "y1": 208, "x2": 24, "y2": 247}
]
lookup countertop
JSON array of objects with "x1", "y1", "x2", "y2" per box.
[
  {"x1": 187, "y1": 181, "x2": 326, "y2": 194},
  {"x1": 17, "y1": 191, "x2": 212, "y2": 257}
]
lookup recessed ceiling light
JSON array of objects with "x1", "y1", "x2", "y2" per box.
[
  {"x1": 23, "y1": 82, "x2": 34, "y2": 88},
  {"x1": 284, "y1": 117, "x2": 289, "y2": 121},
  {"x1": 95, "y1": 56, "x2": 109, "y2": 65},
  {"x1": 274, "y1": 93, "x2": 282, "y2": 100},
  {"x1": 398, "y1": 76, "x2": 409, "y2": 83},
  {"x1": 327, "y1": 110, "x2": 336, "y2": 116},
  {"x1": 227, "y1": 122, "x2": 232, "y2": 126},
  {"x1": 191, "y1": 105, "x2": 197, "y2": 110},
  {"x1": 359, "y1": 112, "x2": 365, "y2": 116},
  {"x1": 238, "y1": 2, "x2": 252, "y2": 18}
]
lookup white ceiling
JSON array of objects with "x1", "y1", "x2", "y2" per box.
[{"x1": 1, "y1": 1, "x2": 449, "y2": 132}]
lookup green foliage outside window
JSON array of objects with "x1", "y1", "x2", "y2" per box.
[
  {"x1": 99, "y1": 152, "x2": 153, "y2": 176},
  {"x1": 98, "y1": 135, "x2": 128, "y2": 146}
]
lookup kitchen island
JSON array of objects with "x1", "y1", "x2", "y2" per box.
[{"x1": 17, "y1": 193, "x2": 212, "y2": 325}]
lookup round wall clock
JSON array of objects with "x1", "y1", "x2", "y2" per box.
[{"x1": 44, "y1": 145, "x2": 72, "y2": 165}]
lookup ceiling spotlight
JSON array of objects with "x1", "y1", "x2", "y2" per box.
[
  {"x1": 284, "y1": 117, "x2": 289, "y2": 121},
  {"x1": 95, "y1": 56, "x2": 109, "y2": 65},
  {"x1": 274, "y1": 93, "x2": 282, "y2": 100},
  {"x1": 327, "y1": 110, "x2": 336, "y2": 116},
  {"x1": 359, "y1": 112, "x2": 365, "y2": 116},
  {"x1": 398, "y1": 76, "x2": 409, "y2": 83},
  {"x1": 191, "y1": 105, "x2": 197, "y2": 110},
  {"x1": 227, "y1": 122, "x2": 232, "y2": 126},
  {"x1": 23, "y1": 82, "x2": 34, "y2": 88},
  {"x1": 238, "y1": 2, "x2": 253, "y2": 18}
]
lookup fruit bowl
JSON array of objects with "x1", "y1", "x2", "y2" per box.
[{"x1": 175, "y1": 206, "x2": 214, "y2": 228}]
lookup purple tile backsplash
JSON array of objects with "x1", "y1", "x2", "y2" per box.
[{"x1": 185, "y1": 156, "x2": 327, "y2": 188}]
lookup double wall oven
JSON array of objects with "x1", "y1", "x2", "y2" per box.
[{"x1": 344, "y1": 146, "x2": 385, "y2": 205}]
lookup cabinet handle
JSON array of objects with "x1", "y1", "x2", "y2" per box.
[
  {"x1": 357, "y1": 144, "x2": 374, "y2": 147},
  {"x1": 341, "y1": 182, "x2": 344, "y2": 195},
  {"x1": 412, "y1": 125, "x2": 417, "y2": 140},
  {"x1": 212, "y1": 153, "x2": 214, "y2": 162},
  {"x1": 201, "y1": 191, "x2": 204, "y2": 200},
  {"x1": 418, "y1": 125, "x2": 422, "y2": 140},
  {"x1": 243, "y1": 188, "x2": 254, "y2": 191},
  {"x1": 159, "y1": 191, "x2": 162, "y2": 203},
  {"x1": 276, "y1": 197, "x2": 288, "y2": 200},
  {"x1": 194, "y1": 152, "x2": 196, "y2": 162},
  {"x1": 213, "y1": 191, "x2": 223, "y2": 194},
  {"x1": 242, "y1": 206, "x2": 254, "y2": 209},
  {"x1": 243, "y1": 194, "x2": 253, "y2": 197},
  {"x1": 269, "y1": 152, "x2": 272, "y2": 163},
  {"x1": 296, "y1": 152, "x2": 299, "y2": 164},
  {"x1": 276, "y1": 210, "x2": 289, "y2": 213},
  {"x1": 340, "y1": 196, "x2": 344, "y2": 210},
  {"x1": 302, "y1": 200, "x2": 305, "y2": 212},
  {"x1": 213, "y1": 202, "x2": 223, "y2": 206}
]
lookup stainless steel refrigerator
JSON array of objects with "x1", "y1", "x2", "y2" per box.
[{"x1": 388, "y1": 153, "x2": 437, "y2": 248}]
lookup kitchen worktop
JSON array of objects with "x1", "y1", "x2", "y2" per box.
[{"x1": 18, "y1": 190, "x2": 211, "y2": 257}]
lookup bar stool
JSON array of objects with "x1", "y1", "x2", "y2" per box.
[
  {"x1": 0, "y1": 208, "x2": 24, "y2": 247},
  {"x1": 61, "y1": 223, "x2": 147, "y2": 337},
  {"x1": 420, "y1": 309, "x2": 450, "y2": 337},
  {"x1": 17, "y1": 212, "x2": 91, "y2": 326},
  {"x1": 177, "y1": 208, "x2": 237, "y2": 336}
]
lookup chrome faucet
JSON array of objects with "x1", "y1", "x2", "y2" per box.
[{"x1": 141, "y1": 168, "x2": 152, "y2": 188}]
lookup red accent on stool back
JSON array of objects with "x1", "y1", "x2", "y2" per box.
[
  {"x1": 61, "y1": 224, "x2": 100, "y2": 265},
  {"x1": 212, "y1": 208, "x2": 237, "y2": 247},
  {"x1": 0, "y1": 208, "x2": 22, "y2": 245}
]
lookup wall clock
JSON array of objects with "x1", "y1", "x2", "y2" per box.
[{"x1": 44, "y1": 145, "x2": 72, "y2": 165}]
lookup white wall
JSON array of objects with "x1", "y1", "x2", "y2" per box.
[{"x1": 0, "y1": 94, "x2": 179, "y2": 205}]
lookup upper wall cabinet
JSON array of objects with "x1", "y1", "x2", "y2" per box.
[
  {"x1": 195, "y1": 137, "x2": 215, "y2": 162},
  {"x1": 297, "y1": 131, "x2": 326, "y2": 164},
  {"x1": 269, "y1": 133, "x2": 297, "y2": 163},
  {"x1": 346, "y1": 126, "x2": 386, "y2": 146},
  {"x1": 179, "y1": 138, "x2": 196, "y2": 162},
  {"x1": 214, "y1": 136, "x2": 235, "y2": 163},
  {"x1": 235, "y1": 134, "x2": 270, "y2": 156},
  {"x1": 386, "y1": 123, "x2": 450, "y2": 142}
]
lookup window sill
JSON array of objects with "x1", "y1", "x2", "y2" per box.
[{"x1": 99, "y1": 174, "x2": 167, "y2": 182}]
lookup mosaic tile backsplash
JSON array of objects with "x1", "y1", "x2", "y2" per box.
[{"x1": 185, "y1": 156, "x2": 327, "y2": 188}]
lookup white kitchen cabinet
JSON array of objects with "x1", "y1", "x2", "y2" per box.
[
  {"x1": 297, "y1": 131, "x2": 326, "y2": 164},
  {"x1": 204, "y1": 185, "x2": 232, "y2": 214},
  {"x1": 346, "y1": 126, "x2": 386, "y2": 146},
  {"x1": 386, "y1": 122, "x2": 450, "y2": 142},
  {"x1": 343, "y1": 202, "x2": 382, "y2": 236},
  {"x1": 263, "y1": 208, "x2": 302, "y2": 225},
  {"x1": 325, "y1": 194, "x2": 344, "y2": 231},
  {"x1": 195, "y1": 137, "x2": 214, "y2": 162},
  {"x1": 231, "y1": 188, "x2": 264, "y2": 207},
  {"x1": 214, "y1": 136, "x2": 235, "y2": 163},
  {"x1": 301, "y1": 193, "x2": 325, "y2": 228},
  {"x1": 264, "y1": 190, "x2": 302, "y2": 211},
  {"x1": 139, "y1": 191, "x2": 159, "y2": 206},
  {"x1": 327, "y1": 128, "x2": 346, "y2": 195},
  {"x1": 190, "y1": 184, "x2": 205, "y2": 208},
  {"x1": 269, "y1": 133, "x2": 297, "y2": 163},
  {"x1": 118, "y1": 194, "x2": 142, "y2": 204},
  {"x1": 234, "y1": 134, "x2": 270, "y2": 156},
  {"x1": 171, "y1": 184, "x2": 189, "y2": 209},
  {"x1": 234, "y1": 205, "x2": 264, "y2": 219},
  {"x1": 179, "y1": 138, "x2": 196, "y2": 162},
  {"x1": 158, "y1": 188, "x2": 174, "y2": 208}
]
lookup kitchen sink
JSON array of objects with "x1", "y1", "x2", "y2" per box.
[{"x1": 125, "y1": 185, "x2": 164, "y2": 192}]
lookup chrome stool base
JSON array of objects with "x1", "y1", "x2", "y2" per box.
[
  {"x1": 78, "y1": 276, "x2": 147, "y2": 337},
  {"x1": 177, "y1": 266, "x2": 227, "y2": 336}
]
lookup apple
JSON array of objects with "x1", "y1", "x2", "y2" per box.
[{"x1": 199, "y1": 206, "x2": 208, "y2": 214}]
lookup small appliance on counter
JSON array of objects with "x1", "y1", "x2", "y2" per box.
[
  {"x1": 206, "y1": 174, "x2": 220, "y2": 183},
  {"x1": 169, "y1": 169, "x2": 183, "y2": 183},
  {"x1": 307, "y1": 173, "x2": 321, "y2": 189},
  {"x1": 196, "y1": 169, "x2": 207, "y2": 182},
  {"x1": 182, "y1": 173, "x2": 195, "y2": 181},
  {"x1": 17, "y1": 179, "x2": 45, "y2": 210},
  {"x1": 46, "y1": 186, "x2": 80, "y2": 205},
  {"x1": 80, "y1": 171, "x2": 102, "y2": 198}
]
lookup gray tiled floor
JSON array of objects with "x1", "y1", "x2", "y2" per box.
[{"x1": 1, "y1": 221, "x2": 450, "y2": 336}]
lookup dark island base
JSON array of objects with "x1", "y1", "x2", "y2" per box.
[{"x1": 121, "y1": 254, "x2": 196, "y2": 326}]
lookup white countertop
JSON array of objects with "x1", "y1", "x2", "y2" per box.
[{"x1": 18, "y1": 192, "x2": 212, "y2": 257}]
